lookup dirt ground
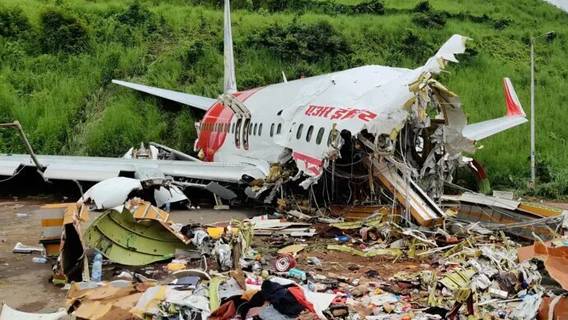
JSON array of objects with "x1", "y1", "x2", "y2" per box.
[{"x1": 0, "y1": 197, "x2": 67, "y2": 312}]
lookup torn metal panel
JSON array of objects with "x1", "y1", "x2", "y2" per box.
[
  {"x1": 441, "y1": 192, "x2": 520, "y2": 211},
  {"x1": 81, "y1": 177, "x2": 142, "y2": 210},
  {"x1": 443, "y1": 192, "x2": 566, "y2": 219},
  {"x1": 130, "y1": 200, "x2": 170, "y2": 222},
  {"x1": 370, "y1": 158, "x2": 446, "y2": 226},
  {"x1": 452, "y1": 203, "x2": 562, "y2": 241},
  {"x1": 134, "y1": 167, "x2": 166, "y2": 185},
  {"x1": 84, "y1": 210, "x2": 191, "y2": 266},
  {"x1": 422, "y1": 34, "x2": 470, "y2": 74},
  {"x1": 154, "y1": 185, "x2": 188, "y2": 208}
]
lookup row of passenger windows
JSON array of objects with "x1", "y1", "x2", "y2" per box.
[
  {"x1": 203, "y1": 120, "x2": 329, "y2": 146},
  {"x1": 296, "y1": 124, "x2": 326, "y2": 145},
  {"x1": 201, "y1": 122, "x2": 230, "y2": 133},
  {"x1": 229, "y1": 121, "x2": 284, "y2": 137}
]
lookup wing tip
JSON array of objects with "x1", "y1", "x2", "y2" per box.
[{"x1": 503, "y1": 77, "x2": 526, "y2": 117}]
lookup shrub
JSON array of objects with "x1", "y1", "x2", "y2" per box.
[
  {"x1": 414, "y1": 1, "x2": 431, "y2": 13},
  {"x1": 351, "y1": 0, "x2": 385, "y2": 15},
  {"x1": 39, "y1": 9, "x2": 89, "y2": 54},
  {"x1": 412, "y1": 11, "x2": 447, "y2": 29},
  {"x1": 249, "y1": 20, "x2": 352, "y2": 63},
  {"x1": 493, "y1": 18, "x2": 511, "y2": 30},
  {"x1": 0, "y1": 6, "x2": 31, "y2": 39},
  {"x1": 116, "y1": 2, "x2": 153, "y2": 26},
  {"x1": 398, "y1": 30, "x2": 434, "y2": 61}
]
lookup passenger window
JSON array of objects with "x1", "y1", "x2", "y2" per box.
[
  {"x1": 270, "y1": 123, "x2": 274, "y2": 137},
  {"x1": 253, "y1": 123, "x2": 257, "y2": 136},
  {"x1": 316, "y1": 127, "x2": 325, "y2": 144},
  {"x1": 277, "y1": 123, "x2": 282, "y2": 135},
  {"x1": 296, "y1": 124, "x2": 304, "y2": 140},
  {"x1": 259, "y1": 123, "x2": 263, "y2": 136},
  {"x1": 306, "y1": 125, "x2": 314, "y2": 142}
]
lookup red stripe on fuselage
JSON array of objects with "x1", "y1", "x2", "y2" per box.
[{"x1": 197, "y1": 87, "x2": 261, "y2": 161}]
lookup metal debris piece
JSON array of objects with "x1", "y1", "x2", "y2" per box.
[
  {"x1": 0, "y1": 304, "x2": 67, "y2": 320},
  {"x1": 81, "y1": 177, "x2": 142, "y2": 210},
  {"x1": 84, "y1": 210, "x2": 191, "y2": 266}
]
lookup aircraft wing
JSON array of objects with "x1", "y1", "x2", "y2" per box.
[
  {"x1": 112, "y1": 80, "x2": 216, "y2": 111},
  {"x1": 0, "y1": 154, "x2": 265, "y2": 183},
  {"x1": 462, "y1": 78, "x2": 528, "y2": 141}
]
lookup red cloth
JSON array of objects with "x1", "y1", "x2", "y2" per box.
[
  {"x1": 288, "y1": 286, "x2": 316, "y2": 314},
  {"x1": 209, "y1": 300, "x2": 236, "y2": 320}
]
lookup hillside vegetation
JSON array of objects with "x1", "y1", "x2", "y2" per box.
[{"x1": 0, "y1": 0, "x2": 567, "y2": 196}]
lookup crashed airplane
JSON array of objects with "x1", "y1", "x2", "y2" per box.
[{"x1": 0, "y1": 0, "x2": 527, "y2": 226}]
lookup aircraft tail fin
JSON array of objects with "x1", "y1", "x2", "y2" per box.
[
  {"x1": 462, "y1": 78, "x2": 528, "y2": 141},
  {"x1": 224, "y1": 0, "x2": 237, "y2": 94}
]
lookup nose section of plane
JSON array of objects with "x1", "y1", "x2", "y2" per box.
[{"x1": 197, "y1": 102, "x2": 233, "y2": 161}]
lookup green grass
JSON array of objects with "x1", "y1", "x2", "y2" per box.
[{"x1": 0, "y1": 0, "x2": 567, "y2": 196}]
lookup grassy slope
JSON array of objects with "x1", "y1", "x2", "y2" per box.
[{"x1": 0, "y1": 0, "x2": 567, "y2": 196}]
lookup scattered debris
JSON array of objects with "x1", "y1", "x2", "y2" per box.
[
  {"x1": 0, "y1": 304, "x2": 67, "y2": 320},
  {"x1": 12, "y1": 242, "x2": 45, "y2": 254}
]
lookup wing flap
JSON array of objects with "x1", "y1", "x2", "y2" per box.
[{"x1": 112, "y1": 80, "x2": 216, "y2": 111}]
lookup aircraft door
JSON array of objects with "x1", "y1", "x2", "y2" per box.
[
  {"x1": 242, "y1": 118, "x2": 250, "y2": 150},
  {"x1": 235, "y1": 118, "x2": 242, "y2": 148}
]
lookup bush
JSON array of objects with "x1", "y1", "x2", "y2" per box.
[
  {"x1": 249, "y1": 20, "x2": 352, "y2": 63},
  {"x1": 412, "y1": 11, "x2": 447, "y2": 29},
  {"x1": 39, "y1": 9, "x2": 89, "y2": 54},
  {"x1": 398, "y1": 30, "x2": 434, "y2": 61},
  {"x1": 0, "y1": 6, "x2": 31, "y2": 39},
  {"x1": 493, "y1": 18, "x2": 511, "y2": 30},
  {"x1": 252, "y1": 0, "x2": 311, "y2": 12},
  {"x1": 351, "y1": 0, "x2": 385, "y2": 15},
  {"x1": 414, "y1": 1, "x2": 431, "y2": 13},
  {"x1": 116, "y1": 2, "x2": 153, "y2": 26}
]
